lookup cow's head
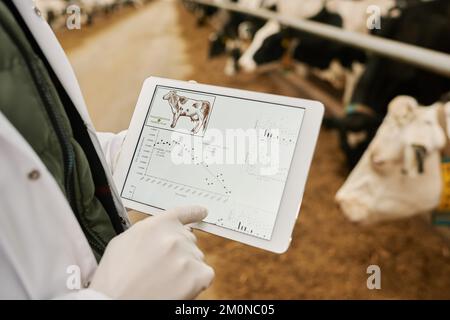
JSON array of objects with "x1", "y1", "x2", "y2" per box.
[
  {"x1": 238, "y1": 20, "x2": 283, "y2": 72},
  {"x1": 336, "y1": 96, "x2": 449, "y2": 224},
  {"x1": 163, "y1": 90, "x2": 177, "y2": 102}
]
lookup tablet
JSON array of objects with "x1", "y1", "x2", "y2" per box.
[{"x1": 114, "y1": 77, "x2": 323, "y2": 253}]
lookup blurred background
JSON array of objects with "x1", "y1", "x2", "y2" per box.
[{"x1": 38, "y1": 0, "x2": 450, "y2": 298}]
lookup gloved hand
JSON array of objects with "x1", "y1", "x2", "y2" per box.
[{"x1": 90, "y1": 206, "x2": 214, "y2": 299}]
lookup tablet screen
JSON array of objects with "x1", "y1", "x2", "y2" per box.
[{"x1": 121, "y1": 85, "x2": 305, "y2": 240}]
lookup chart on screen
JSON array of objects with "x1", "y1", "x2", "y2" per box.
[{"x1": 121, "y1": 86, "x2": 305, "y2": 240}]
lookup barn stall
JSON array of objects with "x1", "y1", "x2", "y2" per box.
[{"x1": 40, "y1": 0, "x2": 450, "y2": 298}]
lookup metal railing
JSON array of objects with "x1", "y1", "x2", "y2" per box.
[{"x1": 190, "y1": 0, "x2": 450, "y2": 78}]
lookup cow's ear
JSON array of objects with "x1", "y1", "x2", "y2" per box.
[{"x1": 387, "y1": 96, "x2": 418, "y2": 124}]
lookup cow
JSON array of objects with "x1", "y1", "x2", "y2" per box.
[
  {"x1": 238, "y1": 0, "x2": 395, "y2": 102},
  {"x1": 336, "y1": 95, "x2": 450, "y2": 224},
  {"x1": 238, "y1": 0, "x2": 398, "y2": 70},
  {"x1": 207, "y1": 0, "x2": 277, "y2": 75},
  {"x1": 331, "y1": 0, "x2": 450, "y2": 168},
  {"x1": 237, "y1": 0, "x2": 325, "y2": 72},
  {"x1": 163, "y1": 91, "x2": 211, "y2": 134}
]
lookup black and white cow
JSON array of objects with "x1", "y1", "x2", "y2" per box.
[
  {"x1": 238, "y1": 0, "x2": 370, "y2": 70},
  {"x1": 207, "y1": 0, "x2": 278, "y2": 75},
  {"x1": 332, "y1": 0, "x2": 450, "y2": 168},
  {"x1": 238, "y1": 0, "x2": 395, "y2": 101}
]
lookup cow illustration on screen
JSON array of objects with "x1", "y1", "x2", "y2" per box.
[{"x1": 163, "y1": 90, "x2": 211, "y2": 134}]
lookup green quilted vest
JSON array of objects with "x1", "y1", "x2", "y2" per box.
[{"x1": 0, "y1": 1, "x2": 121, "y2": 260}]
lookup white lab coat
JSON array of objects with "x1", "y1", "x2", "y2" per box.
[{"x1": 0, "y1": 0, "x2": 131, "y2": 299}]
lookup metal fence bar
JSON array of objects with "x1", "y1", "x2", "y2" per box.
[{"x1": 190, "y1": 0, "x2": 450, "y2": 78}]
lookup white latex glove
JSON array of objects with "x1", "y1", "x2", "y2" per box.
[{"x1": 90, "y1": 206, "x2": 214, "y2": 299}]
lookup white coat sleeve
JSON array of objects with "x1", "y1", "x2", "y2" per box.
[
  {"x1": 96, "y1": 130, "x2": 127, "y2": 175},
  {"x1": 55, "y1": 289, "x2": 111, "y2": 300}
]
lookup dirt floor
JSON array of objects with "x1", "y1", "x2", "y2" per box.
[{"x1": 57, "y1": 0, "x2": 450, "y2": 299}]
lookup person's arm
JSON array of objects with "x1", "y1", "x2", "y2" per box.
[{"x1": 96, "y1": 130, "x2": 127, "y2": 174}]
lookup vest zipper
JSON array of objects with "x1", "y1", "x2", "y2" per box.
[{"x1": 29, "y1": 59, "x2": 107, "y2": 255}]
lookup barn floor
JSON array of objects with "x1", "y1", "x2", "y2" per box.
[{"x1": 58, "y1": 0, "x2": 450, "y2": 299}]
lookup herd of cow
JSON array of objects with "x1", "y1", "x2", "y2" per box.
[
  {"x1": 184, "y1": 0, "x2": 450, "y2": 226},
  {"x1": 35, "y1": 0, "x2": 149, "y2": 27}
]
